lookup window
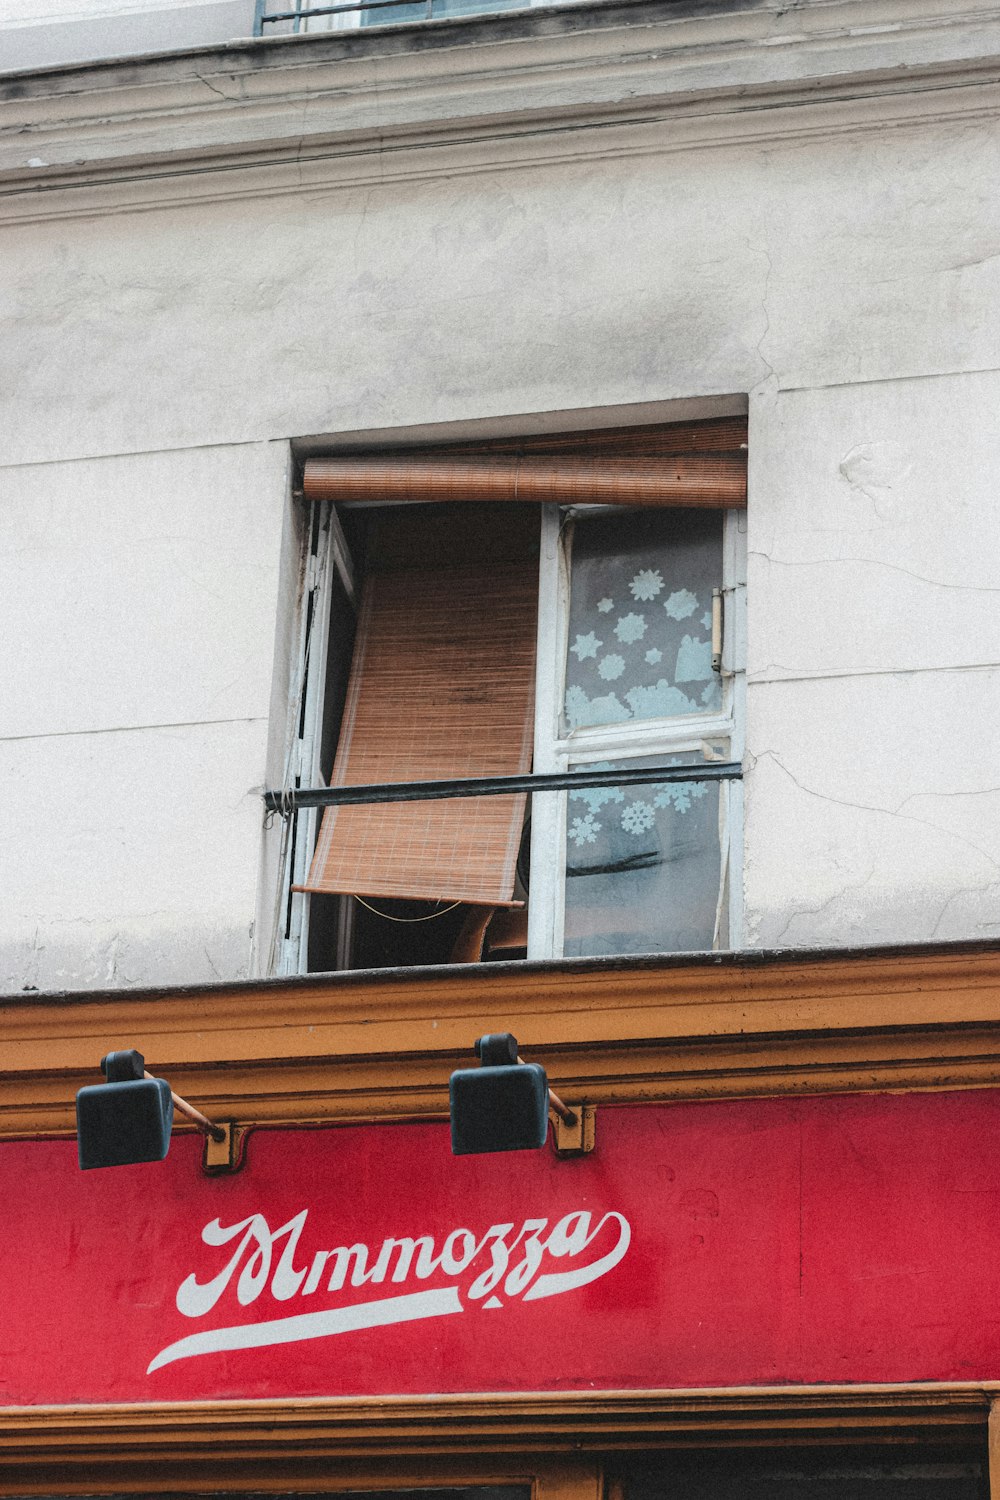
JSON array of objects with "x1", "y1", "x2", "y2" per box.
[
  {"x1": 274, "y1": 419, "x2": 746, "y2": 975},
  {"x1": 256, "y1": 0, "x2": 551, "y2": 36}
]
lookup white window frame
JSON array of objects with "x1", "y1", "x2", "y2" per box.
[
  {"x1": 279, "y1": 499, "x2": 745, "y2": 975},
  {"x1": 526, "y1": 503, "x2": 746, "y2": 961},
  {"x1": 278, "y1": 502, "x2": 356, "y2": 977}
]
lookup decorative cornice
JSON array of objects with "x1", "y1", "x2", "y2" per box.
[
  {"x1": 1, "y1": 0, "x2": 1000, "y2": 221},
  {"x1": 5, "y1": 942, "x2": 1000, "y2": 1138}
]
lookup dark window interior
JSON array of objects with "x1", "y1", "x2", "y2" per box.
[
  {"x1": 307, "y1": 502, "x2": 538, "y2": 974},
  {"x1": 614, "y1": 1446, "x2": 988, "y2": 1500}
]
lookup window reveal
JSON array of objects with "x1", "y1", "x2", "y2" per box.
[{"x1": 283, "y1": 421, "x2": 746, "y2": 973}]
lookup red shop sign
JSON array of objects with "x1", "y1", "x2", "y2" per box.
[{"x1": 4, "y1": 1089, "x2": 1000, "y2": 1406}]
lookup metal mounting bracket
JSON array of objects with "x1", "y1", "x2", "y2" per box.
[
  {"x1": 201, "y1": 1122, "x2": 248, "y2": 1174},
  {"x1": 552, "y1": 1104, "x2": 596, "y2": 1157}
]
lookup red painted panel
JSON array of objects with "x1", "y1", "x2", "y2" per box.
[{"x1": 3, "y1": 1090, "x2": 1000, "y2": 1405}]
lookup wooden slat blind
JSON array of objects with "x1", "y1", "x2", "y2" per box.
[
  {"x1": 303, "y1": 416, "x2": 747, "y2": 510},
  {"x1": 302, "y1": 560, "x2": 537, "y2": 906}
]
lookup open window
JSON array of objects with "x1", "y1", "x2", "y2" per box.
[{"x1": 275, "y1": 418, "x2": 746, "y2": 975}]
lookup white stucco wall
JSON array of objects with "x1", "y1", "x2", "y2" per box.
[
  {"x1": 2, "y1": 0, "x2": 998, "y2": 988},
  {"x1": 0, "y1": 0, "x2": 255, "y2": 72},
  {"x1": 6, "y1": 111, "x2": 999, "y2": 470},
  {"x1": 0, "y1": 441, "x2": 291, "y2": 989},
  {"x1": 746, "y1": 372, "x2": 1000, "y2": 947}
]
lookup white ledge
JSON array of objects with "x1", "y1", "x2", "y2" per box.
[{"x1": 1, "y1": 0, "x2": 1000, "y2": 218}]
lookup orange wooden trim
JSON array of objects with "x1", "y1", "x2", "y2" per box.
[
  {"x1": 988, "y1": 1398, "x2": 1000, "y2": 1500},
  {"x1": 0, "y1": 1426, "x2": 593, "y2": 1494},
  {"x1": 5, "y1": 945, "x2": 1000, "y2": 1138},
  {"x1": 0, "y1": 1387, "x2": 990, "y2": 1480},
  {"x1": 534, "y1": 1457, "x2": 603, "y2": 1500}
]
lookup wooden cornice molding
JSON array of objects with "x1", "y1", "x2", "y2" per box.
[
  {"x1": 5, "y1": 942, "x2": 1000, "y2": 1138},
  {"x1": 0, "y1": 1386, "x2": 992, "y2": 1480},
  {"x1": 2, "y1": 0, "x2": 1000, "y2": 221}
]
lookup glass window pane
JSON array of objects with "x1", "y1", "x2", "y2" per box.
[
  {"x1": 563, "y1": 508, "x2": 723, "y2": 732},
  {"x1": 562, "y1": 752, "x2": 725, "y2": 958},
  {"x1": 361, "y1": 0, "x2": 525, "y2": 22}
]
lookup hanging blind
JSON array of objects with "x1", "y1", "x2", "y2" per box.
[
  {"x1": 302, "y1": 558, "x2": 537, "y2": 907},
  {"x1": 303, "y1": 415, "x2": 747, "y2": 510}
]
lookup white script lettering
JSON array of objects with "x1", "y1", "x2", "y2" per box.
[{"x1": 148, "y1": 1207, "x2": 630, "y2": 1374}]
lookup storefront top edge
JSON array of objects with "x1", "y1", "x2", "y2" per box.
[{"x1": 5, "y1": 936, "x2": 1000, "y2": 1012}]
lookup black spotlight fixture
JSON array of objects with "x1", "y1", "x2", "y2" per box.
[
  {"x1": 449, "y1": 1032, "x2": 578, "y2": 1156},
  {"x1": 76, "y1": 1049, "x2": 229, "y2": 1171}
]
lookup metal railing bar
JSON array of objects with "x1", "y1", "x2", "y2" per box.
[
  {"x1": 265, "y1": 760, "x2": 742, "y2": 814},
  {"x1": 259, "y1": 0, "x2": 441, "y2": 18}
]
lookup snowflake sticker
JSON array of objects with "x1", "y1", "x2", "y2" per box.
[
  {"x1": 571, "y1": 781, "x2": 626, "y2": 814},
  {"x1": 664, "y1": 589, "x2": 698, "y2": 620},
  {"x1": 675, "y1": 634, "x2": 713, "y2": 683},
  {"x1": 654, "y1": 780, "x2": 710, "y2": 814},
  {"x1": 570, "y1": 631, "x2": 602, "y2": 661},
  {"x1": 564, "y1": 685, "x2": 590, "y2": 729},
  {"x1": 645, "y1": 647, "x2": 663, "y2": 665},
  {"x1": 621, "y1": 800, "x2": 655, "y2": 835},
  {"x1": 701, "y1": 611, "x2": 713, "y2": 631},
  {"x1": 569, "y1": 813, "x2": 600, "y2": 847},
  {"x1": 614, "y1": 612, "x2": 647, "y2": 645},
  {"x1": 655, "y1": 783, "x2": 691, "y2": 813},
  {"x1": 564, "y1": 686, "x2": 631, "y2": 729},
  {"x1": 597, "y1": 653, "x2": 626, "y2": 681},
  {"x1": 629, "y1": 568, "x2": 664, "y2": 602},
  {"x1": 597, "y1": 597, "x2": 614, "y2": 613},
  {"x1": 625, "y1": 680, "x2": 699, "y2": 718}
]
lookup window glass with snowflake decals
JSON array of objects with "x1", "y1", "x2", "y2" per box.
[
  {"x1": 563, "y1": 751, "x2": 726, "y2": 957},
  {"x1": 525, "y1": 504, "x2": 743, "y2": 962},
  {"x1": 563, "y1": 510, "x2": 723, "y2": 732}
]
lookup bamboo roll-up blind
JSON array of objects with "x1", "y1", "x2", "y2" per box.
[
  {"x1": 303, "y1": 415, "x2": 747, "y2": 509},
  {"x1": 302, "y1": 561, "x2": 537, "y2": 906}
]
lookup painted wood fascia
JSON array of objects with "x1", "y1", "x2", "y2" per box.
[
  {"x1": 6, "y1": 943, "x2": 1000, "y2": 1137},
  {"x1": 0, "y1": 1387, "x2": 991, "y2": 1477}
]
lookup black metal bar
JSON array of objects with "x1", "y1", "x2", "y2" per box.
[
  {"x1": 265, "y1": 761, "x2": 741, "y2": 814},
  {"x1": 260, "y1": 0, "x2": 432, "y2": 19}
]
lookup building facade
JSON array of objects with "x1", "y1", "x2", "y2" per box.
[{"x1": 4, "y1": 0, "x2": 1000, "y2": 1497}]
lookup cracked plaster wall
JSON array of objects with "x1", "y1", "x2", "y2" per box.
[
  {"x1": 3, "y1": 101, "x2": 1000, "y2": 986},
  {"x1": 0, "y1": 440, "x2": 291, "y2": 991},
  {"x1": 744, "y1": 369, "x2": 1000, "y2": 948}
]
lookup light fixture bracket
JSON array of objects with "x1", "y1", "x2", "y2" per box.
[
  {"x1": 202, "y1": 1120, "x2": 248, "y2": 1174},
  {"x1": 552, "y1": 1102, "x2": 596, "y2": 1157}
]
